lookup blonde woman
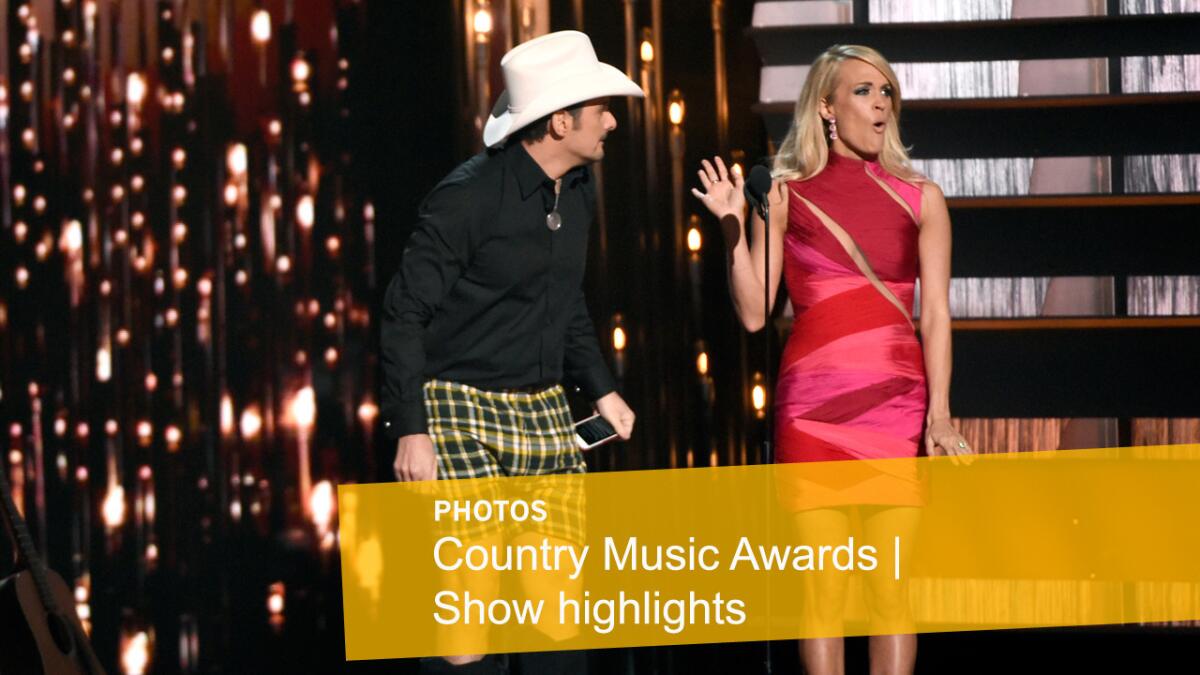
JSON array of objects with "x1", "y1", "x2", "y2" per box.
[{"x1": 693, "y1": 45, "x2": 975, "y2": 673}]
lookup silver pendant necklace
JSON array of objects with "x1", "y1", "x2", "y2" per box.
[{"x1": 545, "y1": 178, "x2": 563, "y2": 231}]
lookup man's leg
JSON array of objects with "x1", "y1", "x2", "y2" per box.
[
  {"x1": 508, "y1": 387, "x2": 590, "y2": 675},
  {"x1": 423, "y1": 381, "x2": 508, "y2": 672}
]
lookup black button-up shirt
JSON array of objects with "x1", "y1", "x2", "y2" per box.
[{"x1": 380, "y1": 142, "x2": 617, "y2": 440}]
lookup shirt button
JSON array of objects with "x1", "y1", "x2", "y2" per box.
[{"x1": 384, "y1": 421, "x2": 391, "y2": 428}]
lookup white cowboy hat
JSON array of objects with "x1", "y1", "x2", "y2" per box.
[{"x1": 483, "y1": 30, "x2": 644, "y2": 148}]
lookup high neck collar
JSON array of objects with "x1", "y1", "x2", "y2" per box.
[{"x1": 827, "y1": 150, "x2": 879, "y2": 171}]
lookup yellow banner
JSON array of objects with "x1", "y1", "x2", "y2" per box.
[{"x1": 339, "y1": 445, "x2": 1200, "y2": 660}]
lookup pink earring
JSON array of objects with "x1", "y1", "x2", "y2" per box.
[{"x1": 828, "y1": 118, "x2": 838, "y2": 141}]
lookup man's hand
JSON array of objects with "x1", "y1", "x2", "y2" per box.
[
  {"x1": 393, "y1": 434, "x2": 438, "y2": 481},
  {"x1": 594, "y1": 391, "x2": 635, "y2": 440}
]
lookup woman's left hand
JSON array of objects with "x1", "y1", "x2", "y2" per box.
[{"x1": 926, "y1": 418, "x2": 975, "y2": 465}]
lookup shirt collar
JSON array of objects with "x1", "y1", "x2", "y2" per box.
[{"x1": 507, "y1": 141, "x2": 589, "y2": 199}]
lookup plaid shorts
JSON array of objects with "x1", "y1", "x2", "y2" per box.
[{"x1": 424, "y1": 379, "x2": 586, "y2": 544}]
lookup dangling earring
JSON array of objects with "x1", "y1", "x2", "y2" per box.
[{"x1": 828, "y1": 117, "x2": 838, "y2": 142}]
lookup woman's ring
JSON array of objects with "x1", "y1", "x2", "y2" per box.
[{"x1": 957, "y1": 440, "x2": 967, "y2": 449}]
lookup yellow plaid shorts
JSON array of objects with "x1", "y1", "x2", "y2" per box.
[{"x1": 423, "y1": 379, "x2": 586, "y2": 544}]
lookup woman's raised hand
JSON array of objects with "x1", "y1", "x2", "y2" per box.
[{"x1": 691, "y1": 156, "x2": 746, "y2": 222}]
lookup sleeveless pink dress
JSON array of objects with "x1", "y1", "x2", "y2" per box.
[{"x1": 775, "y1": 152, "x2": 927, "y2": 506}]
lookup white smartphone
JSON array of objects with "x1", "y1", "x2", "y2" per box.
[{"x1": 574, "y1": 414, "x2": 618, "y2": 450}]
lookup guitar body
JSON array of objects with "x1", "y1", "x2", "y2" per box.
[{"x1": 0, "y1": 568, "x2": 104, "y2": 675}]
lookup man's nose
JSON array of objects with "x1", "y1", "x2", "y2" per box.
[{"x1": 604, "y1": 111, "x2": 617, "y2": 131}]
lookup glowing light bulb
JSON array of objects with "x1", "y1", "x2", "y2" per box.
[
  {"x1": 357, "y1": 401, "x2": 379, "y2": 425},
  {"x1": 102, "y1": 484, "x2": 126, "y2": 529},
  {"x1": 291, "y1": 387, "x2": 316, "y2": 429},
  {"x1": 612, "y1": 327, "x2": 627, "y2": 352},
  {"x1": 136, "y1": 421, "x2": 152, "y2": 444},
  {"x1": 227, "y1": 143, "x2": 248, "y2": 177},
  {"x1": 126, "y1": 73, "x2": 146, "y2": 106},
  {"x1": 310, "y1": 480, "x2": 335, "y2": 534},
  {"x1": 165, "y1": 425, "x2": 182, "y2": 452},
  {"x1": 474, "y1": 8, "x2": 493, "y2": 35},
  {"x1": 120, "y1": 630, "x2": 149, "y2": 675},
  {"x1": 251, "y1": 10, "x2": 272, "y2": 44},
  {"x1": 96, "y1": 346, "x2": 111, "y2": 382},
  {"x1": 267, "y1": 582, "x2": 285, "y2": 615},
  {"x1": 291, "y1": 57, "x2": 310, "y2": 83},
  {"x1": 296, "y1": 195, "x2": 315, "y2": 230},
  {"x1": 220, "y1": 394, "x2": 235, "y2": 437},
  {"x1": 752, "y1": 384, "x2": 766, "y2": 412},
  {"x1": 669, "y1": 101, "x2": 685, "y2": 126},
  {"x1": 668, "y1": 90, "x2": 685, "y2": 126},
  {"x1": 240, "y1": 407, "x2": 262, "y2": 440}
]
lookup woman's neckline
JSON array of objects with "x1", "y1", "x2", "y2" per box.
[{"x1": 827, "y1": 150, "x2": 880, "y2": 169}]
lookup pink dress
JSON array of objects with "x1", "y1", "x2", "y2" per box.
[{"x1": 775, "y1": 152, "x2": 927, "y2": 506}]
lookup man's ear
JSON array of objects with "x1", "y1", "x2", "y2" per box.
[{"x1": 549, "y1": 110, "x2": 570, "y2": 138}]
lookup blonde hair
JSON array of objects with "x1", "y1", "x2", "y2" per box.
[{"x1": 773, "y1": 44, "x2": 922, "y2": 183}]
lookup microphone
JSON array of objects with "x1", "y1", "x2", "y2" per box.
[{"x1": 744, "y1": 165, "x2": 773, "y2": 221}]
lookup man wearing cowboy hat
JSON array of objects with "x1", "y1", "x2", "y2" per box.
[{"x1": 381, "y1": 30, "x2": 642, "y2": 675}]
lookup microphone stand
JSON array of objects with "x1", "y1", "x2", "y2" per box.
[
  {"x1": 754, "y1": 194, "x2": 773, "y2": 675},
  {"x1": 758, "y1": 196, "x2": 772, "y2": 467},
  {"x1": 743, "y1": 166, "x2": 777, "y2": 675},
  {"x1": 744, "y1": 167, "x2": 774, "y2": 467}
]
